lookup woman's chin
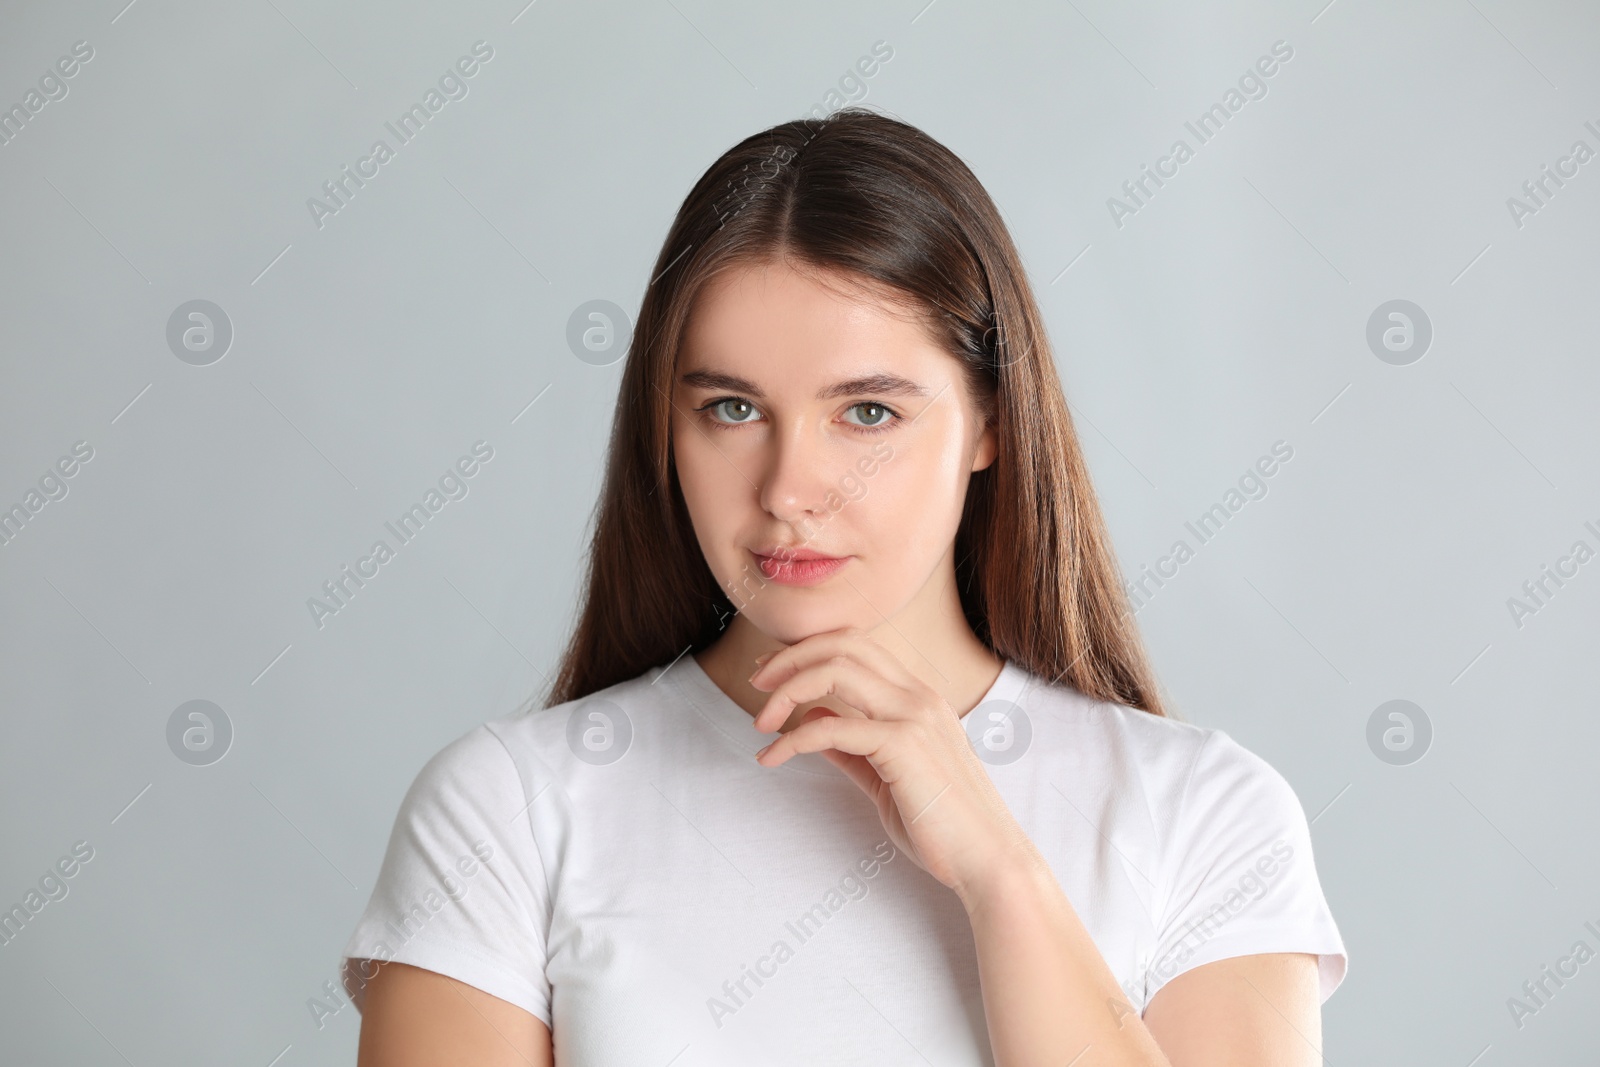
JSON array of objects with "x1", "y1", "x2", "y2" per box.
[{"x1": 746, "y1": 604, "x2": 876, "y2": 646}]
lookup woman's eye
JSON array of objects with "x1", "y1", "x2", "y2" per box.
[
  {"x1": 699, "y1": 398, "x2": 896, "y2": 431},
  {"x1": 708, "y1": 398, "x2": 761, "y2": 424},
  {"x1": 843, "y1": 402, "x2": 895, "y2": 428}
]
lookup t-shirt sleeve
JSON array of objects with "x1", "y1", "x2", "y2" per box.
[
  {"x1": 339, "y1": 723, "x2": 553, "y2": 1026},
  {"x1": 1145, "y1": 728, "x2": 1347, "y2": 1007}
]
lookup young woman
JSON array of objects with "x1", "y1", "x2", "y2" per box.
[{"x1": 339, "y1": 107, "x2": 1346, "y2": 1066}]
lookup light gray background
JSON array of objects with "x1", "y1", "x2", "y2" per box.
[{"x1": 2, "y1": 0, "x2": 1596, "y2": 1063}]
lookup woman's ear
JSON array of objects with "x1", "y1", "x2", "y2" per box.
[{"x1": 971, "y1": 419, "x2": 998, "y2": 472}]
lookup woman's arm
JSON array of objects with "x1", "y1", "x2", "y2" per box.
[
  {"x1": 1142, "y1": 951, "x2": 1323, "y2": 1064},
  {"x1": 959, "y1": 849, "x2": 1323, "y2": 1066},
  {"x1": 355, "y1": 960, "x2": 553, "y2": 1067},
  {"x1": 748, "y1": 629, "x2": 1328, "y2": 1066}
]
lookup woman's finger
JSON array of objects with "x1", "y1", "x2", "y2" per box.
[
  {"x1": 761, "y1": 715, "x2": 954, "y2": 820},
  {"x1": 750, "y1": 627, "x2": 921, "y2": 694},
  {"x1": 757, "y1": 711, "x2": 898, "y2": 766},
  {"x1": 753, "y1": 656, "x2": 919, "y2": 732}
]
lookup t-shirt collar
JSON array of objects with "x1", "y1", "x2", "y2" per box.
[{"x1": 660, "y1": 651, "x2": 1029, "y2": 773}]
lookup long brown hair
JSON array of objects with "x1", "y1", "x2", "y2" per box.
[{"x1": 542, "y1": 107, "x2": 1169, "y2": 718}]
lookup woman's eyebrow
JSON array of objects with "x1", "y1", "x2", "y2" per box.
[{"x1": 678, "y1": 369, "x2": 930, "y2": 400}]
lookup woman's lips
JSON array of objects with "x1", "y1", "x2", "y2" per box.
[{"x1": 752, "y1": 550, "x2": 850, "y2": 586}]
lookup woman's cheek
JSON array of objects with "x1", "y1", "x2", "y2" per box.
[{"x1": 675, "y1": 444, "x2": 728, "y2": 561}]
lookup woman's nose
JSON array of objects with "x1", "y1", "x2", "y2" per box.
[{"x1": 757, "y1": 421, "x2": 836, "y2": 525}]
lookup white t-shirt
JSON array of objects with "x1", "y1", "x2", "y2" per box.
[{"x1": 340, "y1": 655, "x2": 1346, "y2": 1064}]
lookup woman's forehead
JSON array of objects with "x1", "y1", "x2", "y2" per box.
[
  {"x1": 680, "y1": 263, "x2": 952, "y2": 383},
  {"x1": 693, "y1": 257, "x2": 931, "y2": 329}
]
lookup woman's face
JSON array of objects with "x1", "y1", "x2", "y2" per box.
[{"x1": 671, "y1": 257, "x2": 996, "y2": 645}]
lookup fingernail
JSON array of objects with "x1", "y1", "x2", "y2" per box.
[{"x1": 754, "y1": 650, "x2": 776, "y2": 666}]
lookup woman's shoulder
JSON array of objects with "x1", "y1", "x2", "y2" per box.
[
  {"x1": 1015, "y1": 671, "x2": 1209, "y2": 767},
  {"x1": 1017, "y1": 672, "x2": 1303, "y2": 822},
  {"x1": 363, "y1": 665, "x2": 673, "y2": 870},
  {"x1": 405, "y1": 663, "x2": 673, "y2": 796}
]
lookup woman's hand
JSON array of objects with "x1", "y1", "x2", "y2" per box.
[{"x1": 748, "y1": 627, "x2": 1038, "y2": 904}]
